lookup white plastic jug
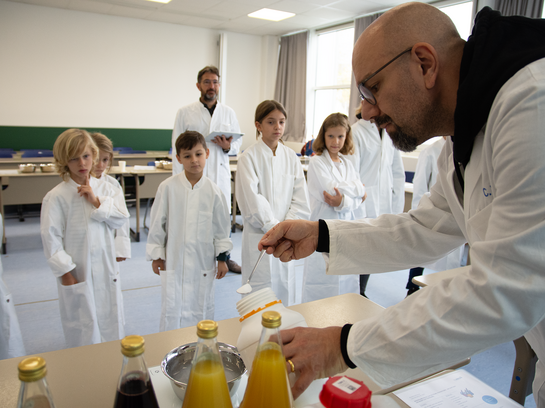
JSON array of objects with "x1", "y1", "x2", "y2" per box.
[{"x1": 236, "y1": 287, "x2": 307, "y2": 365}]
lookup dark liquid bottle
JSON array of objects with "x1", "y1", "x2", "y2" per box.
[{"x1": 114, "y1": 336, "x2": 159, "y2": 408}]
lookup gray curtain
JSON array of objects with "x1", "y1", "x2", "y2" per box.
[
  {"x1": 496, "y1": 0, "x2": 543, "y2": 17},
  {"x1": 348, "y1": 13, "x2": 383, "y2": 125},
  {"x1": 274, "y1": 31, "x2": 308, "y2": 142}
]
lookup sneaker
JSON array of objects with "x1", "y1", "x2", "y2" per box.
[{"x1": 226, "y1": 259, "x2": 242, "y2": 273}]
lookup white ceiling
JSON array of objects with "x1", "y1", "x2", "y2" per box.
[{"x1": 5, "y1": 0, "x2": 424, "y2": 36}]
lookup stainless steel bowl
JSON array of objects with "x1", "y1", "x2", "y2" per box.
[
  {"x1": 19, "y1": 163, "x2": 36, "y2": 173},
  {"x1": 154, "y1": 161, "x2": 164, "y2": 169},
  {"x1": 40, "y1": 163, "x2": 56, "y2": 173},
  {"x1": 162, "y1": 161, "x2": 172, "y2": 170},
  {"x1": 161, "y1": 342, "x2": 246, "y2": 401}
]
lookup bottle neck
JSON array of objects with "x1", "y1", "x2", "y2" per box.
[
  {"x1": 258, "y1": 326, "x2": 283, "y2": 351},
  {"x1": 17, "y1": 378, "x2": 56, "y2": 408},
  {"x1": 117, "y1": 353, "x2": 150, "y2": 389},
  {"x1": 194, "y1": 336, "x2": 221, "y2": 363}
]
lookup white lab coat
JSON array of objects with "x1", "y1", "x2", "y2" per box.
[
  {"x1": 40, "y1": 177, "x2": 129, "y2": 348},
  {"x1": 146, "y1": 173, "x2": 233, "y2": 331},
  {"x1": 346, "y1": 119, "x2": 405, "y2": 219},
  {"x1": 103, "y1": 174, "x2": 131, "y2": 259},
  {"x1": 171, "y1": 101, "x2": 242, "y2": 209},
  {"x1": 236, "y1": 140, "x2": 310, "y2": 306},
  {"x1": 302, "y1": 151, "x2": 365, "y2": 302},
  {"x1": 0, "y1": 215, "x2": 26, "y2": 359},
  {"x1": 411, "y1": 138, "x2": 464, "y2": 272},
  {"x1": 325, "y1": 59, "x2": 545, "y2": 406}
]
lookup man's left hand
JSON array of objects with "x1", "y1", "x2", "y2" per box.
[
  {"x1": 281, "y1": 326, "x2": 348, "y2": 399},
  {"x1": 212, "y1": 135, "x2": 233, "y2": 151}
]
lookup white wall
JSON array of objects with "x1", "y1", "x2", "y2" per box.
[{"x1": 0, "y1": 0, "x2": 278, "y2": 149}]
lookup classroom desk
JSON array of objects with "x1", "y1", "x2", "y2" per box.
[
  {"x1": 113, "y1": 150, "x2": 170, "y2": 167},
  {"x1": 0, "y1": 151, "x2": 170, "y2": 170},
  {"x1": 0, "y1": 293, "x2": 439, "y2": 407},
  {"x1": 124, "y1": 166, "x2": 172, "y2": 242},
  {"x1": 0, "y1": 170, "x2": 63, "y2": 253},
  {"x1": 0, "y1": 166, "x2": 171, "y2": 251}
]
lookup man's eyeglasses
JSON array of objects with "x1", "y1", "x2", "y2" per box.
[
  {"x1": 202, "y1": 80, "x2": 220, "y2": 86},
  {"x1": 357, "y1": 46, "x2": 413, "y2": 106}
]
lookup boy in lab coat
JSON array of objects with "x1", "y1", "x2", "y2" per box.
[{"x1": 146, "y1": 131, "x2": 233, "y2": 330}]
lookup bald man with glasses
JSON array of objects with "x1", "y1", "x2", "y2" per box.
[{"x1": 259, "y1": 3, "x2": 545, "y2": 405}]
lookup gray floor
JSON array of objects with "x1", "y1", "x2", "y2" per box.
[{"x1": 1, "y1": 206, "x2": 536, "y2": 407}]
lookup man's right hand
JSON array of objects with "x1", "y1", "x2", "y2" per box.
[{"x1": 258, "y1": 220, "x2": 319, "y2": 262}]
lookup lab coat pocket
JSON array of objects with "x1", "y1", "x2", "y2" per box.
[
  {"x1": 160, "y1": 269, "x2": 177, "y2": 331},
  {"x1": 199, "y1": 267, "x2": 216, "y2": 320},
  {"x1": 197, "y1": 211, "x2": 213, "y2": 244},
  {"x1": 57, "y1": 281, "x2": 100, "y2": 347},
  {"x1": 466, "y1": 203, "x2": 492, "y2": 244}
]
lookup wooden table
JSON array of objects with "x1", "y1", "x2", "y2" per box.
[{"x1": 0, "y1": 293, "x2": 414, "y2": 407}]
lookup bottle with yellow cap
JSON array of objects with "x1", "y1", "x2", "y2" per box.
[
  {"x1": 239, "y1": 311, "x2": 293, "y2": 408},
  {"x1": 182, "y1": 320, "x2": 233, "y2": 408},
  {"x1": 113, "y1": 335, "x2": 159, "y2": 408},
  {"x1": 17, "y1": 356, "x2": 56, "y2": 408}
]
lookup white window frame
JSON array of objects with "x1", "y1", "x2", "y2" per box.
[{"x1": 306, "y1": 22, "x2": 354, "y2": 140}]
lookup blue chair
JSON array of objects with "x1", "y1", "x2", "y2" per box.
[
  {"x1": 122, "y1": 150, "x2": 146, "y2": 154},
  {"x1": 22, "y1": 150, "x2": 54, "y2": 158},
  {"x1": 0, "y1": 152, "x2": 13, "y2": 158},
  {"x1": 0, "y1": 148, "x2": 15, "y2": 153},
  {"x1": 114, "y1": 147, "x2": 132, "y2": 151}
]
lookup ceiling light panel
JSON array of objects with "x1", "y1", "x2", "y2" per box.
[{"x1": 248, "y1": 8, "x2": 295, "y2": 21}]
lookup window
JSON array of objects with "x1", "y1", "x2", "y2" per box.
[
  {"x1": 306, "y1": 2, "x2": 473, "y2": 141},
  {"x1": 439, "y1": 1, "x2": 474, "y2": 40},
  {"x1": 309, "y1": 25, "x2": 354, "y2": 139}
]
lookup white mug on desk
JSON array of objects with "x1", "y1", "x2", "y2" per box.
[{"x1": 118, "y1": 161, "x2": 126, "y2": 171}]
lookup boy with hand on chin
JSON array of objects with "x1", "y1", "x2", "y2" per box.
[
  {"x1": 146, "y1": 131, "x2": 233, "y2": 331},
  {"x1": 41, "y1": 129, "x2": 129, "y2": 347}
]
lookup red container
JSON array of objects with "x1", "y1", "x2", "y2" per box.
[{"x1": 319, "y1": 376, "x2": 372, "y2": 408}]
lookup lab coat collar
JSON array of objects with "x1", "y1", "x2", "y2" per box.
[
  {"x1": 322, "y1": 149, "x2": 346, "y2": 183},
  {"x1": 66, "y1": 176, "x2": 96, "y2": 188},
  {"x1": 180, "y1": 171, "x2": 205, "y2": 190},
  {"x1": 257, "y1": 138, "x2": 281, "y2": 156}
]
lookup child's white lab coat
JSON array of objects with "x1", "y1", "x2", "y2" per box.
[
  {"x1": 346, "y1": 119, "x2": 405, "y2": 218},
  {"x1": 102, "y1": 174, "x2": 131, "y2": 259},
  {"x1": 236, "y1": 140, "x2": 310, "y2": 305},
  {"x1": 146, "y1": 172, "x2": 232, "y2": 331},
  {"x1": 41, "y1": 177, "x2": 129, "y2": 348},
  {"x1": 302, "y1": 150, "x2": 365, "y2": 302},
  {"x1": 0, "y1": 214, "x2": 26, "y2": 359}
]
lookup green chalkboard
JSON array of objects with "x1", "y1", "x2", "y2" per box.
[{"x1": 0, "y1": 126, "x2": 172, "y2": 151}]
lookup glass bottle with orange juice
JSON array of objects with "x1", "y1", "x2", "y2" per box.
[
  {"x1": 182, "y1": 320, "x2": 233, "y2": 408},
  {"x1": 239, "y1": 311, "x2": 293, "y2": 408}
]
